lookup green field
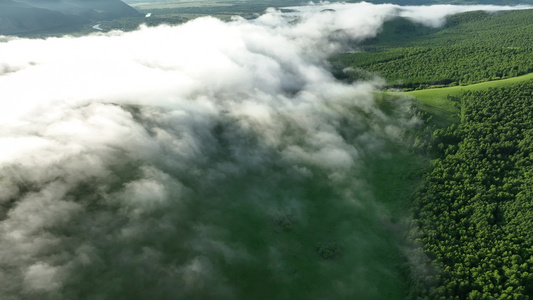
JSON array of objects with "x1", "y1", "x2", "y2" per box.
[{"x1": 400, "y1": 72, "x2": 533, "y2": 114}]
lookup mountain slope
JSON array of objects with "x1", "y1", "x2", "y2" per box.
[
  {"x1": 18, "y1": 0, "x2": 140, "y2": 21},
  {"x1": 0, "y1": 0, "x2": 84, "y2": 35},
  {"x1": 0, "y1": 0, "x2": 140, "y2": 35},
  {"x1": 331, "y1": 9, "x2": 533, "y2": 90}
]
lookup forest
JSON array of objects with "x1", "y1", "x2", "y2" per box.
[
  {"x1": 408, "y1": 82, "x2": 533, "y2": 299},
  {"x1": 332, "y1": 10, "x2": 533, "y2": 90},
  {"x1": 324, "y1": 6, "x2": 533, "y2": 298},
  {"x1": 337, "y1": 8, "x2": 533, "y2": 300},
  {"x1": 335, "y1": 46, "x2": 533, "y2": 90}
]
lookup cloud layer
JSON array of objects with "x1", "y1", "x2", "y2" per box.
[{"x1": 0, "y1": 3, "x2": 528, "y2": 299}]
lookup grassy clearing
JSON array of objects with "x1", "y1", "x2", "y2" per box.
[
  {"x1": 390, "y1": 72, "x2": 533, "y2": 121},
  {"x1": 406, "y1": 72, "x2": 533, "y2": 103}
]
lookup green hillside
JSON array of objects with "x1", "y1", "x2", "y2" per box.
[
  {"x1": 332, "y1": 9, "x2": 533, "y2": 90},
  {"x1": 0, "y1": 0, "x2": 140, "y2": 35},
  {"x1": 17, "y1": 0, "x2": 140, "y2": 20},
  {"x1": 406, "y1": 73, "x2": 533, "y2": 104},
  {"x1": 0, "y1": 0, "x2": 84, "y2": 35},
  {"x1": 327, "y1": 5, "x2": 533, "y2": 298},
  {"x1": 332, "y1": 7, "x2": 533, "y2": 299}
]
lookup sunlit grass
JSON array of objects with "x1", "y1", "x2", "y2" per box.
[
  {"x1": 381, "y1": 72, "x2": 533, "y2": 124},
  {"x1": 406, "y1": 72, "x2": 533, "y2": 108}
]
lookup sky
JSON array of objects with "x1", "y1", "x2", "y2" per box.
[{"x1": 0, "y1": 2, "x2": 530, "y2": 299}]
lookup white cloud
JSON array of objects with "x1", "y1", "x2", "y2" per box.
[
  {"x1": 399, "y1": 4, "x2": 533, "y2": 27},
  {"x1": 23, "y1": 263, "x2": 62, "y2": 292}
]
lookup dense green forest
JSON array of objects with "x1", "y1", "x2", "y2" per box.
[
  {"x1": 332, "y1": 9, "x2": 533, "y2": 90},
  {"x1": 329, "y1": 7, "x2": 533, "y2": 299},
  {"x1": 336, "y1": 46, "x2": 533, "y2": 89},
  {"x1": 408, "y1": 82, "x2": 533, "y2": 299}
]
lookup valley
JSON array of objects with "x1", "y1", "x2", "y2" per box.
[{"x1": 1, "y1": 1, "x2": 533, "y2": 299}]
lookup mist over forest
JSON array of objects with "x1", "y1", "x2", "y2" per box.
[{"x1": 1, "y1": 1, "x2": 533, "y2": 299}]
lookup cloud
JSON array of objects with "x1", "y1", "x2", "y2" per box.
[
  {"x1": 398, "y1": 4, "x2": 533, "y2": 27},
  {"x1": 0, "y1": 3, "x2": 527, "y2": 299}
]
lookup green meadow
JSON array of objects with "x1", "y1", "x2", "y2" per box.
[{"x1": 406, "y1": 72, "x2": 533, "y2": 107}]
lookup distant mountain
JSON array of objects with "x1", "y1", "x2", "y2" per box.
[
  {"x1": 0, "y1": 0, "x2": 80, "y2": 35},
  {"x1": 0, "y1": 0, "x2": 140, "y2": 35},
  {"x1": 17, "y1": 0, "x2": 140, "y2": 21}
]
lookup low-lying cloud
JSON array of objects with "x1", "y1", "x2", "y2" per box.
[{"x1": 0, "y1": 3, "x2": 528, "y2": 299}]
